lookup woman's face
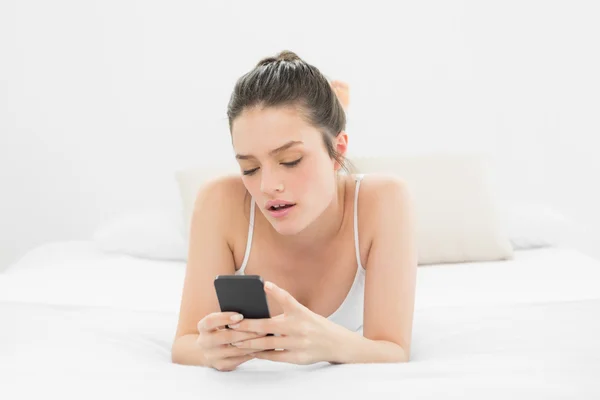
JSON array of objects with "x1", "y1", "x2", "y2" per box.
[{"x1": 231, "y1": 106, "x2": 345, "y2": 235}]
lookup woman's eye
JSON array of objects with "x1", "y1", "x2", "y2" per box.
[
  {"x1": 242, "y1": 158, "x2": 301, "y2": 175},
  {"x1": 242, "y1": 167, "x2": 259, "y2": 176},
  {"x1": 281, "y1": 157, "x2": 303, "y2": 167}
]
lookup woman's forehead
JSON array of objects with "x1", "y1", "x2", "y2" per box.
[{"x1": 231, "y1": 106, "x2": 320, "y2": 152}]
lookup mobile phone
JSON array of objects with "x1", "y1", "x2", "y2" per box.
[{"x1": 214, "y1": 275, "x2": 271, "y2": 320}]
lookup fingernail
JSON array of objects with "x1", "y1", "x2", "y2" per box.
[
  {"x1": 231, "y1": 314, "x2": 243, "y2": 321},
  {"x1": 265, "y1": 281, "x2": 274, "y2": 290},
  {"x1": 229, "y1": 323, "x2": 240, "y2": 329}
]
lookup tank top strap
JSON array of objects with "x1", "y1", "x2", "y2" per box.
[
  {"x1": 353, "y1": 174, "x2": 366, "y2": 271},
  {"x1": 237, "y1": 197, "x2": 255, "y2": 274}
]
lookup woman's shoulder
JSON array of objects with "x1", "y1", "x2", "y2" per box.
[
  {"x1": 351, "y1": 172, "x2": 411, "y2": 229},
  {"x1": 203, "y1": 173, "x2": 246, "y2": 194},
  {"x1": 192, "y1": 173, "x2": 250, "y2": 224},
  {"x1": 341, "y1": 173, "x2": 411, "y2": 267},
  {"x1": 352, "y1": 172, "x2": 410, "y2": 204}
]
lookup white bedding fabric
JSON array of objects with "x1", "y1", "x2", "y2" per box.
[{"x1": 1, "y1": 241, "x2": 600, "y2": 399}]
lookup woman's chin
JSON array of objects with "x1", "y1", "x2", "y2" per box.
[
  {"x1": 268, "y1": 215, "x2": 309, "y2": 236},
  {"x1": 271, "y1": 222, "x2": 301, "y2": 236}
]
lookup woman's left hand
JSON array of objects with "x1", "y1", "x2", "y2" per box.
[{"x1": 227, "y1": 281, "x2": 341, "y2": 365}]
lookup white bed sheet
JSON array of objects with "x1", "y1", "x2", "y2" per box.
[
  {"x1": 1, "y1": 292, "x2": 599, "y2": 399},
  {"x1": 1, "y1": 241, "x2": 600, "y2": 399}
]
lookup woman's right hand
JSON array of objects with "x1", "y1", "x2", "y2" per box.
[{"x1": 197, "y1": 312, "x2": 266, "y2": 371}]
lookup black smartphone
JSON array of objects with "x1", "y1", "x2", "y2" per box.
[{"x1": 214, "y1": 275, "x2": 271, "y2": 320}]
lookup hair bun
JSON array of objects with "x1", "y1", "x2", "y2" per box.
[
  {"x1": 276, "y1": 50, "x2": 301, "y2": 62},
  {"x1": 256, "y1": 50, "x2": 302, "y2": 67}
]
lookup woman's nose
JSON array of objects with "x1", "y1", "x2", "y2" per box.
[{"x1": 260, "y1": 169, "x2": 283, "y2": 194}]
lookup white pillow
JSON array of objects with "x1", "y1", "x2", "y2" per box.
[
  {"x1": 92, "y1": 208, "x2": 187, "y2": 261},
  {"x1": 350, "y1": 152, "x2": 514, "y2": 265},
  {"x1": 505, "y1": 203, "x2": 574, "y2": 250}
]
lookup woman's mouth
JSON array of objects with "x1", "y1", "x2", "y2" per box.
[{"x1": 267, "y1": 203, "x2": 296, "y2": 218}]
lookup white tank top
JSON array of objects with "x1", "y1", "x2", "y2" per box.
[{"x1": 235, "y1": 174, "x2": 366, "y2": 334}]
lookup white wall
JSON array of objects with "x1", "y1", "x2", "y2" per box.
[{"x1": 1, "y1": 0, "x2": 599, "y2": 270}]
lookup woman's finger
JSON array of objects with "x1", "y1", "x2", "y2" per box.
[
  {"x1": 252, "y1": 349, "x2": 295, "y2": 363},
  {"x1": 231, "y1": 335, "x2": 305, "y2": 351},
  {"x1": 218, "y1": 344, "x2": 263, "y2": 359},
  {"x1": 228, "y1": 317, "x2": 293, "y2": 336},
  {"x1": 214, "y1": 330, "x2": 266, "y2": 346},
  {"x1": 230, "y1": 313, "x2": 309, "y2": 337},
  {"x1": 198, "y1": 312, "x2": 244, "y2": 332}
]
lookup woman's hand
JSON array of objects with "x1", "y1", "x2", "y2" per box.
[
  {"x1": 227, "y1": 281, "x2": 341, "y2": 365},
  {"x1": 196, "y1": 312, "x2": 267, "y2": 371}
]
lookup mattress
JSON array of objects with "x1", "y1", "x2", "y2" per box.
[{"x1": 1, "y1": 241, "x2": 600, "y2": 399}]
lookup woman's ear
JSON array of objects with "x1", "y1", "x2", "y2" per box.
[{"x1": 333, "y1": 132, "x2": 349, "y2": 170}]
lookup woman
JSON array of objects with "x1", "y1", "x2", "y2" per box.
[{"x1": 171, "y1": 50, "x2": 417, "y2": 371}]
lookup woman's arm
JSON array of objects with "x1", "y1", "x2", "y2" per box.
[
  {"x1": 171, "y1": 176, "x2": 242, "y2": 366},
  {"x1": 328, "y1": 331, "x2": 408, "y2": 364},
  {"x1": 352, "y1": 176, "x2": 418, "y2": 363},
  {"x1": 171, "y1": 333, "x2": 209, "y2": 366}
]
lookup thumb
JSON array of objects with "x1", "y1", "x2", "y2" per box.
[{"x1": 264, "y1": 281, "x2": 303, "y2": 314}]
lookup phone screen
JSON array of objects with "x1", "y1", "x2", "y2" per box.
[{"x1": 213, "y1": 275, "x2": 271, "y2": 319}]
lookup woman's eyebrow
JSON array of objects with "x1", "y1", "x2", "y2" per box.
[{"x1": 235, "y1": 140, "x2": 304, "y2": 160}]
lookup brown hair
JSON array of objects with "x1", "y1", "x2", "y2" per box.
[{"x1": 226, "y1": 50, "x2": 354, "y2": 174}]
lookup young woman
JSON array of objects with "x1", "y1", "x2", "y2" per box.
[{"x1": 171, "y1": 51, "x2": 417, "y2": 371}]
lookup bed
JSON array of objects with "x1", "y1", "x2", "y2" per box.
[{"x1": 2, "y1": 240, "x2": 600, "y2": 399}]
